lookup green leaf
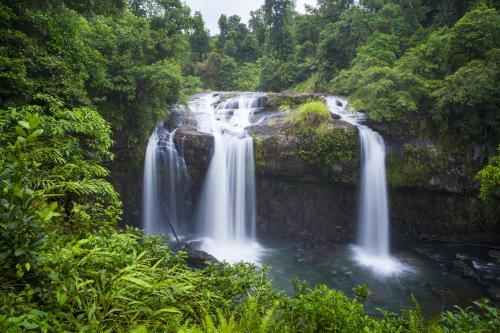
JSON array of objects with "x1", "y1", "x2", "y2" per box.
[
  {"x1": 56, "y1": 290, "x2": 67, "y2": 305},
  {"x1": 130, "y1": 326, "x2": 148, "y2": 333},
  {"x1": 121, "y1": 275, "x2": 152, "y2": 288},
  {"x1": 15, "y1": 126, "x2": 27, "y2": 137},
  {"x1": 28, "y1": 115, "x2": 41, "y2": 129},
  {"x1": 18, "y1": 120, "x2": 30, "y2": 130},
  {"x1": 153, "y1": 307, "x2": 181, "y2": 315}
]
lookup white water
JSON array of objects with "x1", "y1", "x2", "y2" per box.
[
  {"x1": 143, "y1": 130, "x2": 161, "y2": 234},
  {"x1": 143, "y1": 127, "x2": 190, "y2": 236},
  {"x1": 326, "y1": 97, "x2": 404, "y2": 275},
  {"x1": 191, "y1": 93, "x2": 263, "y2": 263}
]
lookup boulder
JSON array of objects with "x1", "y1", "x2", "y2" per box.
[
  {"x1": 182, "y1": 242, "x2": 219, "y2": 269},
  {"x1": 248, "y1": 113, "x2": 359, "y2": 184},
  {"x1": 424, "y1": 283, "x2": 459, "y2": 303},
  {"x1": 487, "y1": 286, "x2": 500, "y2": 301},
  {"x1": 488, "y1": 250, "x2": 500, "y2": 260},
  {"x1": 452, "y1": 260, "x2": 475, "y2": 277}
]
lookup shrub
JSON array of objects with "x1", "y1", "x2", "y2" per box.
[{"x1": 289, "y1": 101, "x2": 330, "y2": 127}]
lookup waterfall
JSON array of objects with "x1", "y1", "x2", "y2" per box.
[
  {"x1": 192, "y1": 93, "x2": 263, "y2": 263},
  {"x1": 326, "y1": 97, "x2": 403, "y2": 275},
  {"x1": 143, "y1": 127, "x2": 190, "y2": 237},
  {"x1": 143, "y1": 130, "x2": 160, "y2": 235}
]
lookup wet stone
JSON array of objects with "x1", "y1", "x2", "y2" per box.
[
  {"x1": 452, "y1": 260, "x2": 475, "y2": 277},
  {"x1": 486, "y1": 286, "x2": 500, "y2": 301}
]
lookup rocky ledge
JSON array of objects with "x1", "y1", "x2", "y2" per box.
[
  {"x1": 248, "y1": 111, "x2": 359, "y2": 184},
  {"x1": 168, "y1": 93, "x2": 499, "y2": 246}
]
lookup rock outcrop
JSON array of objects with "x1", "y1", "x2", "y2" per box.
[
  {"x1": 160, "y1": 93, "x2": 498, "y2": 246},
  {"x1": 174, "y1": 126, "x2": 213, "y2": 192}
]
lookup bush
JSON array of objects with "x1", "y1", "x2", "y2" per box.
[{"x1": 289, "y1": 101, "x2": 330, "y2": 127}]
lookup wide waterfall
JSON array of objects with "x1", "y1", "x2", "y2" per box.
[
  {"x1": 192, "y1": 93, "x2": 263, "y2": 263},
  {"x1": 326, "y1": 97, "x2": 403, "y2": 275},
  {"x1": 143, "y1": 127, "x2": 190, "y2": 237}
]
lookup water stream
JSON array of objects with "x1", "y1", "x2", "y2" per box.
[
  {"x1": 143, "y1": 127, "x2": 190, "y2": 236},
  {"x1": 191, "y1": 93, "x2": 264, "y2": 263},
  {"x1": 326, "y1": 97, "x2": 404, "y2": 275}
]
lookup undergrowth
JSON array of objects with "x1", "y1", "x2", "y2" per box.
[{"x1": 1, "y1": 94, "x2": 498, "y2": 333}]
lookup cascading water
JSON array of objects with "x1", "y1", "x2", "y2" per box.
[
  {"x1": 143, "y1": 126, "x2": 190, "y2": 237},
  {"x1": 326, "y1": 97, "x2": 404, "y2": 275},
  {"x1": 192, "y1": 93, "x2": 263, "y2": 263}
]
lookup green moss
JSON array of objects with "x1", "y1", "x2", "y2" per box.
[
  {"x1": 292, "y1": 126, "x2": 358, "y2": 184},
  {"x1": 387, "y1": 145, "x2": 445, "y2": 188},
  {"x1": 253, "y1": 136, "x2": 265, "y2": 170}
]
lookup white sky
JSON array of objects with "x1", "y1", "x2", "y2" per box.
[{"x1": 183, "y1": 0, "x2": 317, "y2": 35}]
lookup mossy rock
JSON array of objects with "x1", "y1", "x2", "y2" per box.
[{"x1": 250, "y1": 111, "x2": 359, "y2": 185}]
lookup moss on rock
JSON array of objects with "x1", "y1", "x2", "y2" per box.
[{"x1": 291, "y1": 126, "x2": 358, "y2": 184}]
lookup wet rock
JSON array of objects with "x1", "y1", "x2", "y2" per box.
[
  {"x1": 263, "y1": 93, "x2": 325, "y2": 110},
  {"x1": 336, "y1": 100, "x2": 343, "y2": 107},
  {"x1": 486, "y1": 286, "x2": 500, "y2": 301},
  {"x1": 428, "y1": 252, "x2": 446, "y2": 260},
  {"x1": 452, "y1": 260, "x2": 475, "y2": 277},
  {"x1": 248, "y1": 113, "x2": 359, "y2": 183},
  {"x1": 425, "y1": 283, "x2": 459, "y2": 303},
  {"x1": 488, "y1": 250, "x2": 500, "y2": 260},
  {"x1": 174, "y1": 128, "x2": 214, "y2": 192},
  {"x1": 483, "y1": 274, "x2": 496, "y2": 281},
  {"x1": 182, "y1": 243, "x2": 219, "y2": 269}
]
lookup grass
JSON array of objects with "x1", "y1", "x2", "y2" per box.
[{"x1": 289, "y1": 100, "x2": 331, "y2": 128}]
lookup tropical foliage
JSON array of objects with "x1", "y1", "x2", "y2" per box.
[{"x1": 1, "y1": 0, "x2": 499, "y2": 332}]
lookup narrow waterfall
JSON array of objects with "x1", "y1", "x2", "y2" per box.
[
  {"x1": 192, "y1": 93, "x2": 263, "y2": 263},
  {"x1": 143, "y1": 127, "x2": 190, "y2": 236},
  {"x1": 143, "y1": 129, "x2": 160, "y2": 235},
  {"x1": 326, "y1": 97, "x2": 403, "y2": 275}
]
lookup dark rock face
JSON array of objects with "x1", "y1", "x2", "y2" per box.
[
  {"x1": 256, "y1": 177, "x2": 357, "y2": 248},
  {"x1": 248, "y1": 109, "x2": 360, "y2": 248},
  {"x1": 390, "y1": 189, "x2": 499, "y2": 243},
  {"x1": 371, "y1": 118, "x2": 495, "y2": 194},
  {"x1": 174, "y1": 127, "x2": 214, "y2": 194},
  {"x1": 248, "y1": 114, "x2": 312, "y2": 178}
]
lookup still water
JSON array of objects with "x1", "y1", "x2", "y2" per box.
[{"x1": 258, "y1": 235, "x2": 497, "y2": 317}]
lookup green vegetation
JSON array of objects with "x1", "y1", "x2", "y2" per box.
[
  {"x1": 1, "y1": 0, "x2": 499, "y2": 331},
  {"x1": 476, "y1": 146, "x2": 500, "y2": 199},
  {"x1": 386, "y1": 145, "x2": 444, "y2": 188},
  {"x1": 289, "y1": 100, "x2": 330, "y2": 128}
]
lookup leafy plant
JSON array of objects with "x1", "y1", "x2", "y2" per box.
[{"x1": 289, "y1": 101, "x2": 331, "y2": 128}]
